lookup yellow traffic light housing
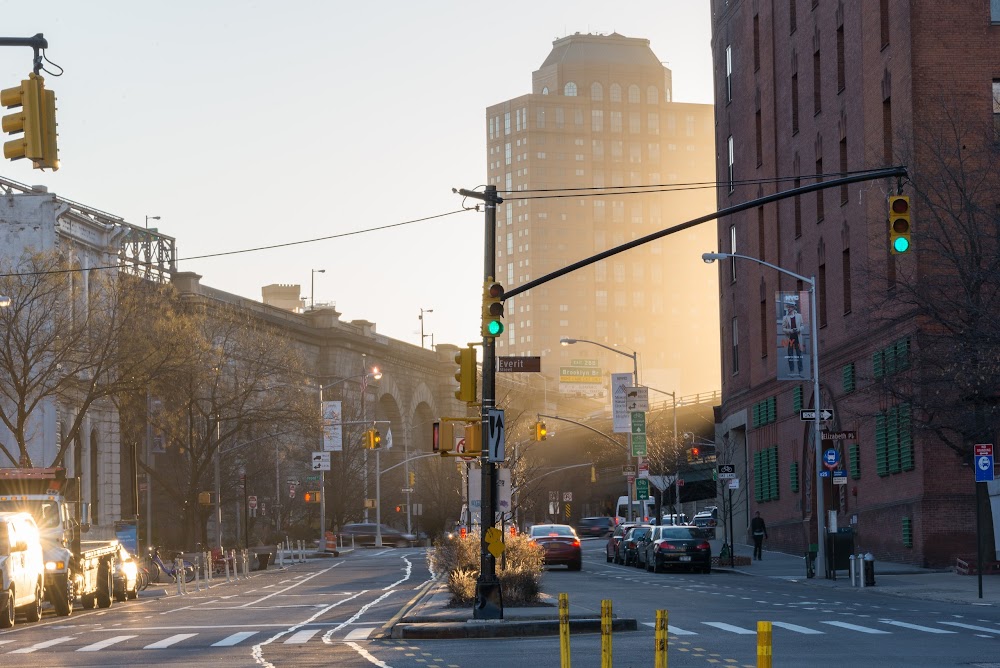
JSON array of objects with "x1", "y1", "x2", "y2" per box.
[
  {"x1": 409, "y1": 471, "x2": 416, "y2": 487},
  {"x1": 889, "y1": 195, "x2": 911, "y2": 254},
  {"x1": 454, "y1": 346, "x2": 477, "y2": 404},
  {"x1": 303, "y1": 490, "x2": 321, "y2": 504},
  {"x1": 482, "y1": 280, "x2": 505, "y2": 339},
  {"x1": 2, "y1": 73, "x2": 43, "y2": 163},
  {"x1": 534, "y1": 421, "x2": 547, "y2": 441},
  {"x1": 37, "y1": 86, "x2": 58, "y2": 170},
  {"x1": 364, "y1": 428, "x2": 382, "y2": 449}
]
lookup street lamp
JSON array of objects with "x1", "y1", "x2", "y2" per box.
[
  {"x1": 702, "y1": 251, "x2": 826, "y2": 578},
  {"x1": 311, "y1": 269, "x2": 326, "y2": 310},
  {"x1": 560, "y1": 336, "x2": 640, "y2": 522},
  {"x1": 145, "y1": 215, "x2": 160, "y2": 229},
  {"x1": 419, "y1": 308, "x2": 433, "y2": 348}
]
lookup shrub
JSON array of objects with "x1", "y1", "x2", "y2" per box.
[{"x1": 428, "y1": 532, "x2": 544, "y2": 606}]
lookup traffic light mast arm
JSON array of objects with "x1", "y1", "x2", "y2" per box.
[
  {"x1": 535, "y1": 413, "x2": 628, "y2": 452},
  {"x1": 0, "y1": 34, "x2": 48, "y2": 73},
  {"x1": 380, "y1": 452, "x2": 439, "y2": 475}
]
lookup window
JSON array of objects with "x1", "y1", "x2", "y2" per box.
[
  {"x1": 647, "y1": 112, "x2": 659, "y2": 134},
  {"x1": 755, "y1": 109, "x2": 763, "y2": 166},
  {"x1": 880, "y1": 0, "x2": 890, "y2": 48},
  {"x1": 628, "y1": 85, "x2": 640, "y2": 103},
  {"x1": 504, "y1": 112, "x2": 511, "y2": 135},
  {"x1": 993, "y1": 83, "x2": 1000, "y2": 140},
  {"x1": 840, "y1": 137, "x2": 848, "y2": 203},
  {"x1": 842, "y1": 362, "x2": 856, "y2": 393},
  {"x1": 790, "y1": 0, "x2": 797, "y2": 33},
  {"x1": 883, "y1": 96, "x2": 893, "y2": 162},
  {"x1": 790, "y1": 461, "x2": 800, "y2": 492},
  {"x1": 629, "y1": 111, "x2": 641, "y2": 133},
  {"x1": 813, "y1": 47, "x2": 822, "y2": 115},
  {"x1": 818, "y1": 262, "x2": 827, "y2": 327},
  {"x1": 730, "y1": 224, "x2": 738, "y2": 282},
  {"x1": 592, "y1": 109, "x2": 604, "y2": 132},
  {"x1": 791, "y1": 73, "x2": 800, "y2": 134},
  {"x1": 994, "y1": 0, "x2": 1000, "y2": 22},
  {"x1": 726, "y1": 45, "x2": 733, "y2": 102},
  {"x1": 875, "y1": 403, "x2": 914, "y2": 476},
  {"x1": 646, "y1": 86, "x2": 658, "y2": 104},
  {"x1": 731, "y1": 317, "x2": 740, "y2": 374},
  {"x1": 505, "y1": 142, "x2": 511, "y2": 166},
  {"x1": 759, "y1": 295, "x2": 768, "y2": 358},
  {"x1": 564, "y1": 82, "x2": 577, "y2": 96},
  {"x1": 753, "y1": 15, "x2": 761, "y2": 71},
  {"x1": 610, "y1": 83, "x2": 622, "y2": 102},
  {"x1": 849, "y1": 442, "x2": 861, "y2": 479},
  {"x1": 727, "y1": 135, "x2": 735, "y2": 193},
  {"x1": 753, "y1": 446, "x2": 779, "y2": 501},
  {"x1": 842, "y1": 248, "x2": 852, "y2": 313},
  {"x1": 815, "y1": 157, "x2": 824, "y2": 221},
  {"x1": 591, "y1": 82, "x2": 603, "y2": 100},
  {"x1": 837, "y1": 25, "x2": 846, "y2": 93},
  {"x1": 611, "y1": 111, "x2": 623, "y2": 133}
]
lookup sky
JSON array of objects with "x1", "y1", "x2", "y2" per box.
[{"x1": 1, "y1": 1, "x2": 714, "y2": 351}]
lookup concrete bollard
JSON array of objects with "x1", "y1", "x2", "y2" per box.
[
  {"x1": 224, "y1": 552, "x2": 232, "y2": 583},
  {"x1": 654, "y1": 610, "x2": 668, "y2": 668},
  {"x1": 558, "y1": 593, "x2": 571, "y2": 668},
  {"x1": 175, "y1": 558, "x2": 184, "y2": 596},
  {"x1": 601, "y1": 599, "x2": 612, "y2": 668},
  {"x1": 277, "y1": 544, "x2": 284, "y2": 567},
  {"x1": 849, "y1": 553, "x2": 857, "y2": 587},
  {"x1": 863, "y1": 552, "x2": 876, "y2": 587},
  {"x1": 757, "y1": 620, "x2": 772, "y2": 668}
]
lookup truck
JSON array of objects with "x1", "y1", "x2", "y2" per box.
[{"x1": 0, "y1": 467, "x2": 119, "y2": 616}]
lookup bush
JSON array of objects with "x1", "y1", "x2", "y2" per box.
[{"x1": 428, "y1": 532, "x2": 544, "y2": 606}]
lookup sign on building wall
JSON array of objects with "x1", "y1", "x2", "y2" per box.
[{"x1": 776, "y1": 291, "x2": 813, "y2": 382}]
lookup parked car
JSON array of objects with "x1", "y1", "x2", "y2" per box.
[
  {"x1": 528, "y1": 524, "x2": 582, "y2": 570},
  {"x1": 643, "y1": 525, "x2": 713, "y2": 573},
  {"x1": 0, "y1": 511, "x2": 45, "y2": 628},
  {"x1": 577, "y1": 516, "x2": 615, "y2": 539},
  {"x1": 620, "y1": 524, "x2": 652, "y2": 567},
  {"x1": 659, "y1": 513, "x2": 689, "y2": 526},
  {"x1": 341, "y1": 523, "x2": 417, "y2": 547},
  {"x1": 692, "y1": 510, "x2": 719, "y2": 538},
  {"x1": 635, "y1": 525, "x2": 670, "y2": 569},
  {"x1": 606, "y1": 522, "x2": 637, "y2": 564},
  {"x1": 113, "y1": 546, "x2": 139, "y2": 602}
]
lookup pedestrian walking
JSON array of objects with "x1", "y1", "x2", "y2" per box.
[{"x1": 750, "y1": 511, "x2": 767, "y2": 560}]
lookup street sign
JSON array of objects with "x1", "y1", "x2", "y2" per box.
[
  {"x1": 822, "y1": 430, "x2": 858, "y2": 441},
  {"x1": 562, "y1": 492, "x2": 573, "y2": 502},
  {"x1": 976, "y1": 452, "x2": 995, "y2": 483},
  {"x1": 975, "y1": 444, "x2": 994, "y2": 457},
  {"x1": 312, "y1": 451, "x2": 331, "y2": 471},
  {"x1": 248, "y1": 495, "x2": 258, "y2": 510},
  {"x1": 487, "y1": 408, "x2": 505, "y2": 462},
  {"x1": 717, "y1": 464, "x2": 736, "y2": 479},
  {"x1": 631, "y1": 411, "x2": 646, "y2": 434},
  {"x1": 635, "y1": 478, "x2": 650, "y2": 500},
  {"x1": 612, "y1": 373, "x2": 633, "y2": 433},
  {"x1": 549, "y1": 491, "x2": 558, "y2": 502},
  {"x1": 832, "y1": 470, "x2": 848, "y2": 485},
  {"x1": 401, "y1": 487, "x2": 414, "y2": 493},
  {"x1": 625, "y1": 386, "x2": 649, "y2": 412},
  {"x1": 622, "y1": 464, "x2": 637, "y2": 476},
  {"x1": 631, "y1": 433, "x2": 648, "y2": 457},
  {"x1": 800, "y1": 409, "x2": 835, "y2": 421},
  {"x1": 498, "y1": 356, "x2": 541, "y2": 372},
  {"x1": 727, "y1": 478, "x2": 739, "y2": 489},
  {"x1": 819, "y1": 470, "x2": 830, "y2": 477},
  {"x1": 823, "y1": 448, "x2": 841, "y2": 470}
]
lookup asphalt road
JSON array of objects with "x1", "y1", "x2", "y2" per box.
[{"x1": 1, "y1": 541, "x2": 998, "y2": 667}]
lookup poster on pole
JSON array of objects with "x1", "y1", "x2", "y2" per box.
[
  {"x1": 776, "y1": 290, "x2": 813, "y2": 382},
  {"x1": 612, "y1": 372, "x2": 633, "y2": 433},
  {"x1": 322, "y1": 400, "x2": 343, "y2": 452}
]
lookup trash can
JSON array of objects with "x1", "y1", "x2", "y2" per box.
[
  {"x1": 806, "y1": 543, "x2": 818, "y2": 578},
  {"x1": 863, "y1": 552, "x2": 875, "y2": 586},
  {"x1": 255, "y1": 552, "x2": 271, "y2": 571}
]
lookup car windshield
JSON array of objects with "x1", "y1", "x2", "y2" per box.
[
  {"x1": 628, "y1": 527, "x2": 651, "y2": 539},
  {"x1": 662, "y1": 527, "x2": 708, "y2": 540},
  {"x1": 0, "y1": 500, "x2": 60, "y2": 528},
  {"x1": 530, "y1": 525, "x2": 575, "y2": 537}
]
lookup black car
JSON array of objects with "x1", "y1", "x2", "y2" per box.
[
  {"x1": 341, "y1": 523, "x2": 417, "y2": 547},
  {"x1": 620, "y1": 525, "x2": 652, "y2": 566},
  {"x1": 606, "y1": 522, "x2": 637, "y2": 563},
  {"x1": 643, "y1": 525, "x2": 713, "y2": 573},
  {"x1": 577, "y1": 516, "x2": 615, "y2": 538}
]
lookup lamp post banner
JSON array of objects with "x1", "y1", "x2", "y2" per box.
[
  {"x1": 612, "y1": 372, "x2": 633, "y2": 433},
  {"x1": 776, "y1": 291, "x2": 813, "y2": 382},
  {"x1": 322, "y1": 400, "x2": 343, "y2": 452}
]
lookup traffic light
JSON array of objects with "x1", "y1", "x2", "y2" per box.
[
  {"x1": 482, "y1": 280, "x2": 505, "y2": 338},
  {"x1": 687, "y1": 447, "x2": 701, "y2": 463},
  {"x1": 395, "y1": 505, "x2": 402, "y2": 513},
  {"x1": 534, "y1": 421, "x2": 547, "y2": 441},
  {"x1": 303, "y1": 490, "x2": 321, "y2": 504},
  {"x1": 454, "y1": 346, "x2": 477, "y2": 404},
  {"x1": 2, "y1": 74, "x2": 43, "y2": 163},
  {"x1": 365, "y1": 428, "x2": 382, "y2": 449},
  {"x1": 409, "y1": 471, "x2": 416, "y2": 487},
  {"x1": 889, "y1": 195, "x2": 911, "y2": 254},
  {"x1": 590, "y1": 465, "x2": 597, "y2": 483},
  {"x1": 37, "y1": 85, "x2": 57, "y2": 170}
]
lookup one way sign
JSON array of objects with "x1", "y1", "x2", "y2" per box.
[
  {"x1": 487, "y1": 408, "x2": 505, "y2": 463},
  {"x1": 800, "y1": 409, "x2": 834, "y2": 421}
]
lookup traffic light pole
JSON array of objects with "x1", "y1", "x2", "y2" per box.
[
  {"x1": 459, "y1": 184, "x2": 504, "y2": 619},
  {"x1": 0, "y1": 34, "x2": 47, "y2": 74}
]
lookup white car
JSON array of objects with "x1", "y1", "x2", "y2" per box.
[{"x1": 0, "y1": 511, "x2": 46, "y2": 627}]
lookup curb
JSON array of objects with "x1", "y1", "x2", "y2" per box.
[{"x1": 391, "y1": 617, "x2": 638, "y2": 639}]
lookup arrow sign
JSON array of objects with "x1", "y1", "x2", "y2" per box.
[
  {"x1": 488, "y1": 408, "x2": 505, "y2": 462},
  {"x1": 800, "y1": 408, "x2": 834, "y2": 421}
]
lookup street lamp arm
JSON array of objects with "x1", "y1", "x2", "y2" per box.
[
  {"x1": 536, "y1": 413, "x2": 627, "y2": 452},
  {"x1": 702, "y1": 252, "x2": 814, "y2": 286},
  {"x1": 560, "y1": 337, "x2": 636, "y2": 363},
  {"x1": 380, "y1": 452, "x2": 439, "y2": 475}
]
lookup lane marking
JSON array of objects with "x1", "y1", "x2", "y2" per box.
[
  {"x1": 939, "y1": 621, "x2": 1000, "y2": 634},
  {"x1": 703, "y1": 622, "x2": 755, "y2": 635},
  {"x1": 145, "y1": 633, "x2": 198, "y2": 649},
  {"x1": 771, "y1": 622, "x2": 824, "y2": 634},
  {"x1": 213, "y1": 631, "x2": 257, "y2": 646},
  {"x1": 251, "y1": 590, "x2": 367, "y2": 668},
  {"x1": 284, "y1": 629, "x2": 321, "y2": 644},
  {"x1": 821, "y1": 621, "x2": 891, "y2": 634},
  {"x1": 78, "y1": 635, "x2": 137, "y2": 651},
  {"x1": 10, "y1": 636, "x2": 75, "y2": 653},
  {"x1": 345, "y1": 627, "x2": 376, "y2": 640},
  {"x1": 346, "y1": 641, "x2": 392, "y2": 667},
  {"x1": 878, "y1": 620, "x2": 955, "y2": 634},
  {"x1": 239, "y1": 566, "x2": 334, "y2": 608},
  {"x1": 641, "y1": 622, "x2": 697, "y2": 635}
]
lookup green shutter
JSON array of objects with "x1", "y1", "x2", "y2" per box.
[
  {"x1": 754, "y1": 450, "x2": 763, "y2": 502},
  {"x1": 884, "y1": 344, "x2": 897, "y2": 376},
  {"x1": 849, "y1": 442, "x2": 861, "y2": 479},
  {"x1": 752, "y1": 402, "x2": 761, "y2": 428},
  {"x1": 792, "y1": 386, "x2": 803, "y2": 412},
  {"x1": 875, "y1": 413, "x2": 889, "y2": 476},
  {"x1": 873, "y1": 350, "x2": 884, "y2": 379},
  {"x1": 791, "y1": 460, "x2": 800, "y2": 492},
  {"x1": 896, "y1": 337, "x2": 910, "y2": 370},
  {"x1": 902, "y1": 517, "x2": 913, "y2": 548},
  {"x1": 769, "y1": 446, "x2": 780, "y2": 500},
  {"x1": 842, "y1": 363, "x2": 855, "y2": 393},
  {"x1": 899, "y1": 403, "x2": 914, "y2": 471},
  {"x1": 767, "y1": 396, "x2": 777, "y2": 424},
  {"x1": 887, "y1": 406, "x2": 901, "y2": 473}
]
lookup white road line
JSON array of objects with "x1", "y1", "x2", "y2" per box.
[
  {"x1": 251, "y1": 591, "x2": 367, "y2": 668},
  {"x1": 344, "y1": 627, "x2": 376, "y2": 640},
  {"x1": 78, "y1": 635, "x2": 137, "y2": 651},
  {"x1": 641, "y1": 622, "x2": 697, "y2": 635},
  {"x1": 346, "y1": 641, "x2": 392, "y2": 667},
  {"x1": 878, "y1": 620, "x2": 956, "y2": 634},
  {"x1": 821, "y1": 621, "x2": 891, "y2": 634},
  {"x1": 284, "y1": 629, "x2": 320, "y2": 644},
  {"x1": 212, "y1": 631, "x2": 257, "y2": 646},
  {"x1": 703, "y1": 622, "x2": 756, "y2": 635},
  {"x1": 771, "y1": 622, "x2": 824, "y2": 634},
  {"x1": 10, "y1": 636, "x2": 75, "y2": 653},
  {"x1": 144, "y1": 633, "x2": 199, "y2": 649},
  {"x1": 939, "y1": 621, "x2": 1000, "y2": 634},
  {"x1": 240, "y1": 567, "x2": 333, "y2": 608}
]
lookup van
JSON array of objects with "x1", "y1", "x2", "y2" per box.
[{"x1": 0, "y1": 511, "x2": 45, "y2": 627}]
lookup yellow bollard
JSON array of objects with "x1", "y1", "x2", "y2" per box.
[
  {"x1": 654, "y1": 609, "x2": 668, "y2": 668},
  {"x1": 601, "y1": 599, "x2": 612, "y2": 668},
  {"x1": 757, "y1": 620, "x2": 773, "y2": 668},
  {"x1": 559, "y1": 593, "x2": 571, "y2": 668}
]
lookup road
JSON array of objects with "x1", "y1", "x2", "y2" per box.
[{"x1": 0, "y1": 540, "x2": 996, "y2": 667}]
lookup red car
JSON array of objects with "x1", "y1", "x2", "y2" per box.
[{"x1": 529, "y1": 524, "x2": 582, "y2": 571}]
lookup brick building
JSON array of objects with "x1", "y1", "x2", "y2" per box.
[{"x1": 709, "y1": 0, "x2": 1000, "y2": 567}]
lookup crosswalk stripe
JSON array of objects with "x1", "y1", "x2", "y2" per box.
[
  {"x1": 641, "y1": 622, "x2": 699, "y2": 635},
  {"x1": 939, "y1": 621, "x2": 1000, "y2": 634},
  {"x1": 285, "y1": 629, "x2": 321, "y2": 644},
  {"x1": 821, "y1": 621, "x2": 890, "y2": 634},
  {"x1": 145, "y1": 633, "x2": 198, "y2": 649},
  {"x1": 77, "y1": 635, "x2": 137, "y2": 651},
  {"x1": 212, "y1": 631, "x2": 256, "y2": 647},
  {"x1": 344, "y1": 627, "x2": 376, "y2": 640},
  {"x1": 771, "y1": 622, "x2": 824, "y2": 634},
  {"x1": 703, "y1": 622, "x2": 756, "y2": 635},
  {"x1": 10, "y1": 636, "x2": 75, "y2": 653},
  {"x1": 879, "y1": 620, "x2": 955, "y2": 634}
]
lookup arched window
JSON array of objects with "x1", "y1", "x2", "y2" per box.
[
  {"x1": 591, "y1": 82, "x2": 603, "y2": 101},
  {"x1": 542, "y1": 86, "x2": 549, "y2": 95},
  {"x1": 610, "y1": 83, "x2": 622, "y2": 102},
  {"x1": 647, "y1": 86, "x2": 659, "y2": 104},
  {"x1": 628, "y1": 85, "x2": 640, "y2": 104},
  {"x1": 564, "y1": 82, "x2": 578, "y2": 97}
]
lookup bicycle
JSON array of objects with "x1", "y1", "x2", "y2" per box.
[{"x1": 145, "y1": 546, "x2": 196, "y2": 584}]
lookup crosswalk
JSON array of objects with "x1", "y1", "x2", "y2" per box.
[
  {"x1": 642, "y1": 617, "x2": 983, "y2": 636},
  {"x1": 0, "y1": 627, "x2": 379, "y2": 654}
]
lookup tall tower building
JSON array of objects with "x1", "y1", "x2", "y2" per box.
[{"x1": 486, "y1": 32, "x2": 719, "y2": 401}]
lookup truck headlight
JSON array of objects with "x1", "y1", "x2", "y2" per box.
[
  {"x1": 45, "y1": 560, "x2": 66, "y2": 571},
  {"x1": 122, "y1": 562, "x2": 137, "y2": 578}
]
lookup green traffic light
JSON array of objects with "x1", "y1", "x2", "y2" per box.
[
  {"x1": 487, "y1": 320, "x2": 503, "y2": 336},
  {"x1": 893, "y1": 237, "x2": 910, "y2": 253}
]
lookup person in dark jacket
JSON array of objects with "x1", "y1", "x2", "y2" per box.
[{"x1": 750, "y1": 511, "x2": 768, "y2": 560}]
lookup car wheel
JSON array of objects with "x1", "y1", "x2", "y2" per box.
[
  {"x1": 25, "y1": 581, "x2": 42, "y2": 622},
  {"x1": 703, "y1": 564, "x2": 712, "y2": 574},
  {"x1": 606, "y1": 552, "x2": 612, "y2": 563},
  {"x1": 1, "y1": 587, "x2": 13, "y2": 628},
  {"x1": 646, "y1": 558, "x2": 654, "y2": 572},
  {"x1": 569, "y1": 560, "x2": 582, "y2": 571}
]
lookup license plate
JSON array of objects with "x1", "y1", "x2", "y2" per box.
[{"x1": 680, "y1": 556, "x2": 691, "y2": 562}]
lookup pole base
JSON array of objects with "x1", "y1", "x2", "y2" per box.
[{"x1": 473, "y1": 577, "x2": 504, "y2": 620}]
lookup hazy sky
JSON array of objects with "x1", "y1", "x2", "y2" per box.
[{"x1": 1, "y1": 1, "x2": 714, "y2": 350}]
